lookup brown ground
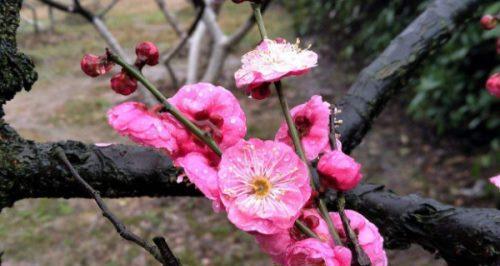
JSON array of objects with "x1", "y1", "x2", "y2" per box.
[{"x1": 1, "y1": 1, "x2": 497, "y2": 266}]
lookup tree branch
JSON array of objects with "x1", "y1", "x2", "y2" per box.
[
  {"x1": 337, "y1": 0, "x2": 493, "y2": 153},
  {"x1": 55, "y1": 147, "x2": 177, "y2": 265},
  {"x1": 154, "y1": 0, "x2": 183, "y2": 37},
  {"x1": 326, "y1": 184, "x2": 500, "y2": 265}
]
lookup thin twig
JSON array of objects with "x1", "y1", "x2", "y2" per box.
[
  {"x1": 226, "y1": 0, "x2": 271, "y2": 46},
  {"x1": 153, "y1": 237, "x2": 181, "y2": 266},
  {"x1": 97, "y1": 0, "x2": 120, "y2": 18},
  {"x1": 318, "y1": 198, "x2": 342, "y2": 245},
  {"x1": 161, "y1": 2, "x2": 205, "y2": 86},
  {"x1": 161, "y1": 4, "x2": 205, "y2": 64},
  {"x1": 54, "y1": 147, "x2": 176, "y2": 265},
  {"x1": 155, "y1": 0, "x2": 183, "y2": 37},
  {"x1": 328, "y1": 105, "x2": 371, "y2": 265},
  {"x1": 337, "y1": 192, "x2": 371, "y2": 266},
  {"x1": 329, "y1": 105, "x2": 338, "y2": 150}
]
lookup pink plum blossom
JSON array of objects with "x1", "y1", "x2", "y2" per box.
[
  {"x1": 317, "y1": 150, "x2": 363, "y2": 191},
  {"x1": 175, "y1": 152, "x2": 223, "y2": 211},
  {"x1": 254, "y1": 208, "x2": 333, "y2": 264},
  {"x1": 490, "y1": 175, "x2": 500, "y2": 189},
  {"x1": 330, "y1": 210, "x2": 388, "y2": 266},
  {"x1": 275, "y1": 95, "x2": 331, "y2": 160},
  {"x1": 168, "y1": 83, "x2": 246, "y2": 157},
  {"x1": 285, "y1": 238, "x2": 352, "y2": 266},
  {"x1": 235, "y1": 38, "x2": 318, "y2": 99},
  {"x1": 218, "y1": 139, "x2": 311, "y2": 234},
  {"x1": 486, "y1": 73, "x2": 500, "y2": 98},
  {"x1": 107, "y1": 102, "x2": 187, "y2": 157}
]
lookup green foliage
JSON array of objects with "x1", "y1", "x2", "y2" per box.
[{"x1": 284, "y1": 1, "x2": 500, "y2": 147}]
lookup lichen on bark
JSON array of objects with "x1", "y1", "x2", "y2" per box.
[{"x1": 0, "y1": 0, "x2": 38, "y2": 117}]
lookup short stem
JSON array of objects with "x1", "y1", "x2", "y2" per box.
[
  {"x1": 295, "y1": 220, "x2": 319, "y2": 239},
  {"x1": 274, "y1": 82, "x2": 317, "y2": 189},
  {"x1": 251, "y1": 3, "x2": 268, "y2": 40},
  {"x1": 329, "y1": 106, "x2": 337, "y2": 150},
  {"x1": 108, "y1": 52, "x2": 222, "y2": 156},
  {"x1": 274, "y1": 82, "x2": 308, "y2": 164},
  {"x1": 337, "y1": 192, "x2": 371, "y2": 266},
  {"x1": 318, "y1": 198, "x2": 342, "y2": 246}
]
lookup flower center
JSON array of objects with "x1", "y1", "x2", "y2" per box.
[
  {"x1": 251, "y1": 177, "x2": 272, "y2": 197},
  {"x1": 294, "y1": 116, "x2": 312, "y2": 137}
]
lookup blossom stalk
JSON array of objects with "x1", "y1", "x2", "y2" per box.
[
  {"x1": 338, "y1": 192, "x2": 372, "y2": 266},
  {"x1": 251, "y1": 3, "x2": 268, "y2": 40},
  {"x1": 318, "y1": 198, "x2": 342, "y2": 246},
  {"x1": 329, "y1": 105, "x2": 371, "y2": 265},
  {"x1": 107, "y1": 50, "x2": 222, "y2": 156},
  {"x1": 294, "y1": 220, "x2": 319, "y2": 239}
]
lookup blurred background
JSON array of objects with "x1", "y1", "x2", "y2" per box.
[{"x1": 1, "y1": 0, "x2": 499, "y2": 265}]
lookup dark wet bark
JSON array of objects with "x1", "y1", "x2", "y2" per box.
[
  {"x1": 326, "y1": 184, "x2": 500, "y2": 266},
  {"x1": 337, "y1": 0, "x2": 494, "y2": 153},
  {"x1": 1, "y1": 0, "x2": 499, "y2": 265}
]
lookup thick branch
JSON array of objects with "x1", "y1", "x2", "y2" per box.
[
  {"x1": 0, "y1": 123, "x2": 198, "y2": 210},
  {"x1": 337, "y1": 0, "x2": 490, "y2": 153},
  {"x1": 326, "y1": 184, "x2": 500, "y2": 265}
]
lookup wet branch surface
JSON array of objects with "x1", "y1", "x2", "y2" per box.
[{"x1": 1, "y1": 0, "x2": 499, "y2": 265}]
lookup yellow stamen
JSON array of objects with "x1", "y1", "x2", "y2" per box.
[{"x1": 251, "y1": 177, "x2": 272, "y2": 197}]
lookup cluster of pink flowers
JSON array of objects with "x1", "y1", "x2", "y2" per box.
[{"x1": 82, "y1": 11, "x2": 387, "y2": 263}]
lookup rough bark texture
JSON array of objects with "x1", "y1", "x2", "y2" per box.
[
  {"x1": 0, "y1": 121, "x2": 198, "y2": 209},
  {"x1": 0, "y1": 0, "x2": 37, "y2": 117},
  {"x1": 1, "y1": 0, "x2": 499, "y2": 265},
  {"x1": 326, "y1": 184, "x2": 500, "y2": 266},
  {"x1": 337, "y1": 0, "x2": 491, "y2": 153}
]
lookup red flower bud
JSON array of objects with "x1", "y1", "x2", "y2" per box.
[
  {"x1": 480, "y1": 15, "x2": 497, "y2": 30},
  {"x1": 135, "y1": 41, "x2": 159, "y2": 66},
  {"x1": 249, "y1": 83, "x2": 271, "y2": 100},
  {"x1": 486, "y1": 73, "x2": 500, "y2": 98},
  {"x1": 80, "y1": 54, "x2": 114, "y2": 77},
  {"x1": 110, "y1": 71, "x2": 138, "y2": 95}
]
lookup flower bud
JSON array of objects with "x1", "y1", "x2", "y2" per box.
[
  {"x1": 317, "y1": 150, "x2": 362, "y2": 191},
  {"x1": 110, "y1": 71, "x2": 138, "y2": 95},
  {"x1": 249, "y1": 83, "x2": 271, "y2": 100},
  {"x1": 480, "y1": 15, "x2": 497, "y2": 30},
  {"x1": 80, "y1": 54, "x2": 114, "y2": 77},
  {"x1": 486, "y1": 73, "x2": 500, "y2": 98},
  {"x1": 135, "y1": 41, "x2": 159, "y2": 66}
]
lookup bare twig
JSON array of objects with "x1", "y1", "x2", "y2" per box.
[
  {"x1": 153, "y1": 237, "x2": 181, "y2": 266},
  {"x1": 97, "y1": 0, "x2": 120, "y2": 18},
  {"x1": 161, "y1": 3, "x2": 205, "y2": 86},
  {"x1": 154, "y1": 0, "x2": 183, "y2": 37},
  {"x1": 22, "y1": 2, "x2": 40, "y2": 34},
  {"x1": 48, "y1": 6, "x2": 55, "y2": 32},
  {"x1": 54, "y1": 147, "x2": 176, "y2": 265},
  {"x1": 161, "y1": 3, "x2": 205, "y2": 64}
]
